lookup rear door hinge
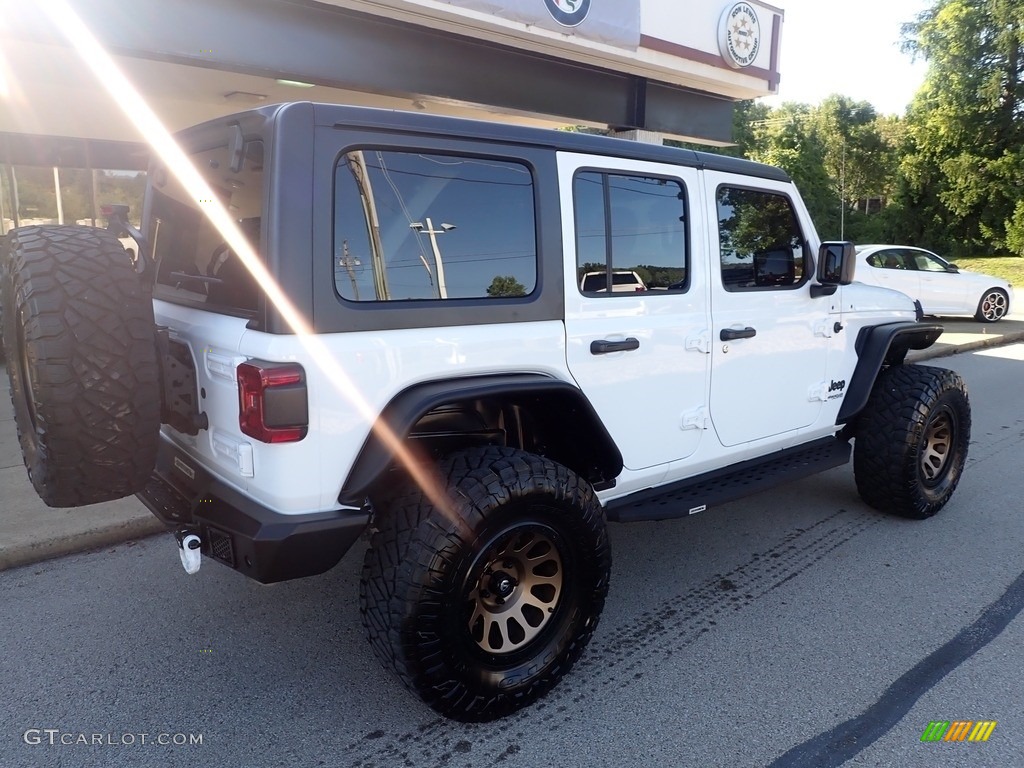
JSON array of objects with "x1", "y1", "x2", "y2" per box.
[
  {"x1": 685, "y1": 331, "x2": 710, "y2": 354},
  {"x1": 809, "y1": 381, "x2": 829, "y2": 402},
  {"x1": 681, "y1": 406, "x2": 709, "y2": 430}
]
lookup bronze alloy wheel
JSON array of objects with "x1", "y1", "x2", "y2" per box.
[
  {"x1": 465, "y1": 525, "x2": 564, "y2": 654},
  {"x1": 919, "y1": 405, "x2": 956, "y2": 486}
]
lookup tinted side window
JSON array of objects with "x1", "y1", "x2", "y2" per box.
[
  {"x1": 869, "y1": 250, "x2": 908, "y2": 269},
  {"x1": 912, "y1": 251, "x2": 948, "y2": 272},
  {"x1": 574, "y1": 171, "x2": 688, "y2": 295},
  {"x1": 333, "y1": 151, "x2": 536, "y2": 301},
  {"x1": 717, "y1": 187, "x2": 807, "y2": 291}
]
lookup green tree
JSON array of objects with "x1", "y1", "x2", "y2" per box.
[
  {"x1": 901, "y1": 0, "x2": 1024, "y2": 254},
  {"x1": 486, "y1": 275, "x2": 527, "y2": 297},
  {"x1": 744, "y1": 102, "x2": 841, "y2": 236}
]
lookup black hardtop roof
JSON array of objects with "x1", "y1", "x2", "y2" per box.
[
  {"x1": 203, "y1": 102, "x2": 790, "y2": 184},
  {"x1": 312, "y1": 103, "x2": 790, "y2": 182}
]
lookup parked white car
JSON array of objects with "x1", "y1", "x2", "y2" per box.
[
  {"x1": 855, "y1": 244, "x2": 1013, "y2": 322},
  {"x1": 579, "y1": 269, "x2": 647, "y2": 293}
]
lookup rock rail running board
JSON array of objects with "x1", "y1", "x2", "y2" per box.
[{"x1": 606, "y1": 437, "x2": 851, "y2": 523}]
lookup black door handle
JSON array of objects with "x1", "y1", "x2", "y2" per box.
[
  {"x1": 720, "y1": 327, "x2": 757, "y2": 341},
  {"x1": 590, "y1": 337, "x2": 640, "y2": 355}
]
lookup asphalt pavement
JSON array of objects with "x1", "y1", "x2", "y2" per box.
[{"x1": 1, "y1": 342, "x2": 1023, "y2": 767}]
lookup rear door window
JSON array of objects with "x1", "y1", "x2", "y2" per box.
[{"x1": 573, "y1": 171, "x2": 688, "y2": 296}]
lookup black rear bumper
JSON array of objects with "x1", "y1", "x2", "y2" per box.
[{"x1": 137, "y1": 439, "x2": 369, "y2": 584}]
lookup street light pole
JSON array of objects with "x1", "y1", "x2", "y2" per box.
[
  {"x1": 410, "y1": 217, "x2": 456, "y2": 299},
  {"x1": 840, "y1": 141, "x2": 846, "y2": 240}
]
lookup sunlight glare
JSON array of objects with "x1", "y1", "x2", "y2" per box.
[
  {"x1": 0, "y1": 39, "x2": 11, "y2": 99},
  {"x1": 40, "y1": 0, "x2": 454, "y2": 518}
]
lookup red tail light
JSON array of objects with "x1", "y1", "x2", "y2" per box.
[{"x1": 237, "y1": 361, "x2": 308, "y2": 443}]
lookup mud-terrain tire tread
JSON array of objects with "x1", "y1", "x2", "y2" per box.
[
  {"x1": 853, "y1": 364, "x2": 970, "y2": 519},
  {"x1": 0, "y1": 225, "x2": 160, "y2": 506},
  {"x1": 360, "y1": 445, "x2": 610, "y2": 722}
]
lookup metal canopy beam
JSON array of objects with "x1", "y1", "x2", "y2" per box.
[{"x1": 3, "y1": 0, "x2": 734, "y2": 163}]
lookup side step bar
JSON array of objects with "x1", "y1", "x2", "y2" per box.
[{"x1": 606, "y1": 437, "x2": 851, "y2": 523}]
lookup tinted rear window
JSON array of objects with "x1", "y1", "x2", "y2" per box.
[
  {"x1": 333, "y1": 150, "x2": 537, "y2": 302},
  {"x1": 150, "y1": 140, "x2": 264, "y2": 315}
]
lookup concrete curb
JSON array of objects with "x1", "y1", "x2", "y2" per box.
[
  {"x1": 0, "y1": 515, "x2": 168, "y2": 573},
  {"x1": 907, "y1": 328, "x2": 1024, "y2": 363}
]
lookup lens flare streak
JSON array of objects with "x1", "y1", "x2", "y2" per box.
[{"x1": 38, "y1": 0, "x2": 454, "y2": 517}]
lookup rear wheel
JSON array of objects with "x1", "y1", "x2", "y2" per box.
[
  {"x1": 853, "y1": 365, "x2": 970, "y2": 519},
  {"x1": 0, "y1": 226, "x2": 161, "y2": 507},
  {"x1": 360, "y1": 446, "x2": 610, "y2": 721},
  {"x1": 975, "y1": 288, "x2": 1008, "y2": 322}
]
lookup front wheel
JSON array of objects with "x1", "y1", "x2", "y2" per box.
[
  {"x1": 975, "y1": 288, "x2": 1009, "y2": 322},
  {"x1": 360, "y1": 446, "x2": 610, "y2": 721},
  {"x1": 853, "y1": 365, "x2": 970, "y2": 519}
]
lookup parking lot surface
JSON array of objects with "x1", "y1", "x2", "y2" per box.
[{"x1": 1, "y1": 344, "x2": 1022, "y2": 767}]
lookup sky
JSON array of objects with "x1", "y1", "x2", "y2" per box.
[{"x1": 759, "y1": 0, "x2": 932, "y2": 115}]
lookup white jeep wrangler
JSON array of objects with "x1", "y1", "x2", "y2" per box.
[{"x1": 0, "y1": 103, "x2": 970, "y2": 722}]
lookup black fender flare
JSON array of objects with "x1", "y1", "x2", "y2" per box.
[
  {"x1": 836, "y1": 321, "x2": 944, "y2": 425},
  {"x1": 338, "y1": 373, "x2": 623, "y2": 506}
]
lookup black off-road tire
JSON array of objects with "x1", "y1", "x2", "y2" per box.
[
  {"x1": 0, "y1": 226, "x2": 161, "y2": 507},
  {"x1": 853, "y1": 364, "x2": 970, "y2": 519},
  {"x1": 360, "y1": 446, "x2": 611, "y2": 722}
]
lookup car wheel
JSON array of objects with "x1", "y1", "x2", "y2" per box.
[
  {"x1": 0, "y1": 226, "x2": 161, "y2": 507},
  {"x1": 975, "y1": 288, "x2": 1009, "y2": 322},
  {"x1": 360, "y1": 445, "x2": 610, "y2": 721},
  {"x1": 853, "y1": 365, "x2": 970, "y2": 519}
]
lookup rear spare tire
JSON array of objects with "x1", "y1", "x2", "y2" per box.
[{"x1": 0, "y1": 226, "x2": 160, "y2": 507}]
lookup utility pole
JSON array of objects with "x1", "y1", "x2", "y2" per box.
[
  {"x1": 410, "y1": 218, "x2": 456, "y2": 299},
  {"x1": 840, "y1": 141, "x2": 846, "y2": 240},
  {"x1": 346, "y1": 151, "x2": 390, "y2": 300},
  {"x1": 5, "y1": 164, "x2": 20, "y2": 229},
  {"x1": 53, "y1": 167, "x2": 64, "y2": 224}
]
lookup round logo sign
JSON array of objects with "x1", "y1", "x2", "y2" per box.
[
  {"x1": 544, "y1": 0, "x2": 591, "y2": 28},
  {"x1": 718, "y1": 2, "x2": 761, "y2": 68}
]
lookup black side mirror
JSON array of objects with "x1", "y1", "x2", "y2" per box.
[
  {"x1": 817, "y1": 241, "x2": 856, "y2": 285},
  {"x1": 947, "y1": 263, "x2": 960, "y2": 272}
]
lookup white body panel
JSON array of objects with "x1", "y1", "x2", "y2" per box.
[
  {"x1": 702, "y1": 171, "x2": 830, "y2": 447},
  {"x1": 155, "y1": 298, "x2": 568, "y2": 514},
  {"x1": 155, "y1": 161, "x2": 922, "y2": 517},
  {"x1": 558, "y1": 153, "x2": 709, "y2": 471}
]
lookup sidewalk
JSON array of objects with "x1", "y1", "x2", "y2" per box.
[
  {"x1": 0, "y1": 372, "x2": 166, "y2": 572},
  {"x1": 905, "y1": 313, "x2": 1024, "y2": 362},
  {"x1": 1, "y1": 312, "x2": 1023, "y2": 573}
]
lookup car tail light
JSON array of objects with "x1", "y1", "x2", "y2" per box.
[{"x1": 237, "y1": 361, "x2": 308, "y2": 443}]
